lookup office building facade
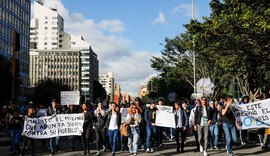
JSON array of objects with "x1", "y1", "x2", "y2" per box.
[{"x1": 0, "y1": 0, "x2": 31, "y2": 100}]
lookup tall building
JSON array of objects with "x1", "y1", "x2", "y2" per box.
[
  {"x1": 29, "y1": 49, "x2": 81, "y2": 90},
  {"x1": 30, "y1": 1, "x2": 99, "y2": 102},
  {"x1": 114, "y1": 83, "x2": 121, "y2": 104},
  {"x1": 99, "y1": 72, "x2": 114, "y2": 101},
  {"x1": 0, "y1": 0, "x2": 31, "y2": 100},
  {"x1": 30, "y1": 0, "x2": 70, "y2": 50}
]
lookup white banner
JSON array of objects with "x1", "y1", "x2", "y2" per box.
[
  {"x1": 232, "y1": 98, "x2": 270, "y2": 130},
  {"x1": 155, "y1": 105, "x2": 175, "y2": 128},
  {"x1": 61, "y1": 91, "x2": 80, "y2": 105},
  {"x1": 22, "y1": 114, "x2": 84, "y2": 139}
]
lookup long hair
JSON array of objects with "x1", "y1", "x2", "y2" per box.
[{"x1": 128, "y1": 103, "x2": 142, "y2": 114}]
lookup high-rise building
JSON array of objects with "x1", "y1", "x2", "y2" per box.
[
  {"x1": 99, "y1": 72, "x2": 114, "y2": 101},
  {"x1": 30, "y1": 1, "x2": 99, "y2": 102},
  {"x1": 29, "y1": 49, "x2": 81, "y2": 90},
  {"x1": 0, "y1": 0, "x2": 31, "y2": 100},
  {"x1": 30, "y1": 0, "x2": 70, "y2": 50}
]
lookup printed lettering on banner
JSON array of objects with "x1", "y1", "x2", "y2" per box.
[
  {"x1": 22, "y1": 114, "x2": 84, "y2": 139},
  {"x1": 232, "y1": 98, "x2": 270, "y2": 129}
]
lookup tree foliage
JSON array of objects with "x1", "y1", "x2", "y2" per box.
[
  {"x1": 31, "y1": 79, "x2": 71, "y2": 106},
  {"x1": 151, "y1": 0, "x2": 270, "y2": 99},
  {"x1": 93, "y1": 80, "x2": 107, "y2": 102}
]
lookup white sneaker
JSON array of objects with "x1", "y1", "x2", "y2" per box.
[
  {"x1": 146, "y1": 148, "x2": 150, "y2": 153},
  {"x1": 203, "y1": 150, "x2": 208, "y2": 156},
  {"x1": 241, "y1": 142, "x2": 246, "y2": 146},
  {"x1": 200, "y1": 145, "x2": 203, "y2": 153},
  {"x1": 229, "y1": 152, "x2": 234, "y2": 156},
  {"x1": 150, "y1": 148, "x2": 154, "y2": 153}
]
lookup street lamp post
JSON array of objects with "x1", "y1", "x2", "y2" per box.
[{"x1": 192, "y1": 0, "x2": 196, "y2": 93}]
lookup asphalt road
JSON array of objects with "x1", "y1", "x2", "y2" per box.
[{"x1": 1, "y1": 136, "x2": 270, "y2": 156}]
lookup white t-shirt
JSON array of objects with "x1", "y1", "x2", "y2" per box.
[{"x1": 108, "y1": 113, "x2": 118, "y2": 130}]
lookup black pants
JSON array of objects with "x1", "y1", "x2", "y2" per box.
[
  {"x1": 82, "y1": 128, "x2": 91, "y2": 154},
  {"x1": 175, "y1": 128, "x2": 186, "y2": 151},
  {"x1": 139, "y1": 123, "x2": 146, "y2": 147},
  {"x1": 95, "y1": 128, "x2": 106, "y2": 151},
  {"x1": 21, "y1": 136, "x2": 35, "y2": 156},
  {"x1": 156, "y1": 126, "x2": 163, "y2": 145}
]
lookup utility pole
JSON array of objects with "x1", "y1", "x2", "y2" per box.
[{"x1": 192, "y1": 0, "x2": 196, "y2": 93}]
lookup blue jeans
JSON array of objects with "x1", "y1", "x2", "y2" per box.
[
  {"x1": 128, "y1": 127, "x2": 140, "y2": 154},
  {"x1": 108, "y1": 129, "x2": 118, "y2": 153},
  {"x1": 146, "y1": 125, "x2": 156, "y2": 149},
  {"x1": 210, "y1": 124, "x2": 219, "y2": 146},
  {"x1": 11, "y1": 129, "x2": 21, "y2": 154},
  {"x1": 223, "y1": 123, "x2": 237, "y2": 154}
]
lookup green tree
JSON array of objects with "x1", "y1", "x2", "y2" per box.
[
  {"x1": 31, "y1": 79, "x2": 71, "y2": 106},
  {"x1": 93, "y1": 80, "x2": 107, "y2": 102},
  {"x1": 151, "y1": 0, "x2": 270, "y2": 99},
  {"x1": 187, "y1": 0, "x2": 270, "y2": 99},
  {"x1": 0, "y1": 55, "x2": 12, "y2": 104}
]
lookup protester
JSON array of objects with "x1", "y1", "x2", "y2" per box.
[
  {"x1": 66, "y1": 105, "x2": 79, "y2": 151},
  {"x1": 48, "y1": 99, "x2": 61, "y2": 155},
  {"x1": 239, "y1": 95, "x2": 250, "y2": 146},
  {"x1": 81, "y1": 103, "x2": 93, "y2": 155},
  {"x1": 120, "y1": 103, "x2": 129, "y2": 152},
  {"x1": 222, "y1": 95, "x2": 238, "y2": 156},
  {"x1": 209, "y1": 101, "x2": 219, "y2": 149},
  {"x1": 156, "y1": 97, "x2": 165, "y2": 147},
  {"x1": 135, "y1": 97, "x2": 147, "y2": 150},
  {"x1": 105, "y1": 102, "x2": 121, "y2": 156},
  {"x1": 126, "y1": 103, "x2": 142, "y2": 156},
  {"x1": 144, "y1": 100, "x2": 157, "y2": 153},
  {"x1": 21, "y1": 106, "x2": 36, "y2": 156},
  {"x1": 189, "y1": 98, "x2": 200, "y2": 151},
  {"x1": 93, "y1": 102, "x2": 107, "y2": 155},
  {"x1": 194, "y1": 96, "x2": 211, "y2": 156},
  {"x1": 10, "y1": 109, "x2": 23, "y2": 156},
  {"x1": 174, "y1": 101, "x2": 188, "y2": 153}
]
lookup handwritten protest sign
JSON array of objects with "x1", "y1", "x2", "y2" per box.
[
  {"x1": 22, "y1": 114, "x2": 84, "y2": 139},
  {"x1": 232, "y1": 98, "x2": 270, "y2": 130},
  {"x1": 155, "y1": 105, "x2": 175, "y2": 128},
  {"x1": 156, "y1": 105, "x2": 173, "y2": 113},
  {"x1": 61, "y1": 91, "x2": 80, "y2": 105}
]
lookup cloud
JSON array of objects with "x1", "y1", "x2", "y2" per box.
[
  {"x1": 98, "y1": 19, "x2": 125, "y2": 33},
  {"x1": 153, "y1": 12, "x2": 167, "y2": 25},
  {"x1": 36, "y1": 0, "x2": 158, "y2": 97},
  {"x1": 171, "y1": 4, "x2": 200, "y2": 19}
]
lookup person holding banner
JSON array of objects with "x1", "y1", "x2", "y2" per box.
[
  {"x1": 48, "y1": 99, "x2": 62, "y2": 155},
  {"x1": 222, "y1": 95, "x2": 238, "y2": 156},
  {"x1": 194, "y1": 97, "x2": 211, "y2": 156},
  {"x1": 174, "y1": 101, "x2": 188, "y2": 153},
  {"x1": 81, "y1": 103, "x2": 93, "y2": 155},
  {"x1": 21, "y1": 106, "x2": 36, "y2": 156},
  {"x1": 105, "y1": 102, "x2": 121, "y2": 156},
  {"x1": 144, "y1": 100, "x2": 157, "y2": 153},
  {"x1": 238, "y1": 95, "x2": 250, "y2": 146},
  {"x1": 126, "y1": 103, "x2": 142, "y2": 156}
]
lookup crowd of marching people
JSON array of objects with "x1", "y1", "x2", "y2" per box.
[{"x1": 0, "y1": 95, "x2": 270, "y2": 156}]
